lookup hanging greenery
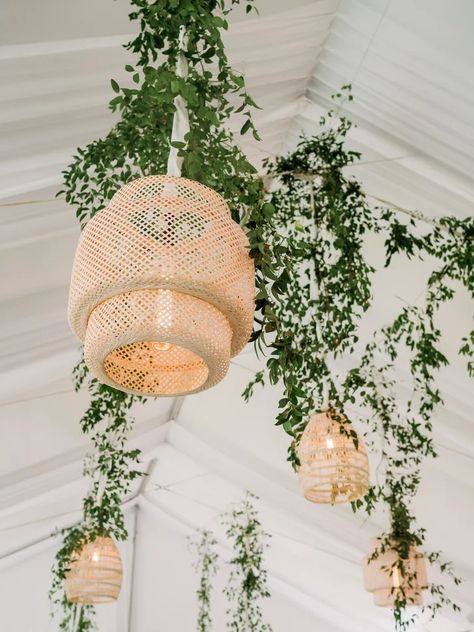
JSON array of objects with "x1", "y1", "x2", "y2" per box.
[
  {"x1": 190, "y1": 494, "x2": 272, "y2": 631},
  {"x1": 223, "y1": 493, "x2": 273, "y2": 631},
  {"x1": 51, "y1": 0, "x2": 472, "y2": 626},
  {"x1": 52, "y1": 1, "x2": 263, "y2": 628},
  {"x1": 243, "y1": 88, "x2": 472, "y2": 629},
  {"x1": 60, "y1": 0, "x2": 262, "y2": 228},
  {"x1": 190, "y1": 530, "x2": 219, "y2": 632},
  {"x1": 50, "y1": 366, "x2": 143, "y2": 630}
]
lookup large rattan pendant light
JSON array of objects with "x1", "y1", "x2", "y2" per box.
[
  {"x1": 68, "y1": 30, "x2": 254, "y2": 397},
  {"x1": 363, "y1": 538, "x2": 428, "y2": 607},
  {"x1": 65, "y1": 536, "x2": 123, "y2": 604},
  {"x1": 297, "y1": 410, "x2": 369, "y2": 504}
]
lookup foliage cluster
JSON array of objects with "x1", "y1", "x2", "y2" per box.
[
  {"x1": 191, "y1": 493, "x2": 272, "y2": 631},
  {"x1": 190, "y1": 530, "x2": 219, "y2": 632},
  {"x1": 244, "y1": 89, "x2": 472, "y2": 628},
  {"x1": 50, "y1": 369, "x2": 142, "y2": 630},
  {"x1": 51, "y1": 0, "x2": 474, "y2": 627},
  {"x1": 52, "y1": 1, "x2": 263, "y2": 629}
]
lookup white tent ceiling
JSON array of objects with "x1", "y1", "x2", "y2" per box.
[{"x1": 0, "y1": 0, "x2": 473, "y2": 631}]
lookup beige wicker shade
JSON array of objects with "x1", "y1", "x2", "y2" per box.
[
  {"x1": 297, "y1": 411, "x2": 369, "y2": 504},
  {"x1": 363, "y1": 538, "x2": 428, "y2": 607},
  {"x1": 68, "y1": 175, "x2": 255, "y2": 396},
  {"x1": 65, "y1": 536, "x2": 122, "y2": 604}
]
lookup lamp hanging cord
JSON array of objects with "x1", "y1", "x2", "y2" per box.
[
  {"x1": 71, "y1": 604, "x2": 82, "y2": 632},
  {"x1": 166, "y1": 27, "x2": 190, "y2": 178}
]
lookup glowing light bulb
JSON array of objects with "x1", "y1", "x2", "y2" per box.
[
  {"x1": 92, "y1": 550, "x2": 100, "y2": 563},
  {"x1": 392, "y1": 567, "x2": 400, "y2": 588},
  {"x1": 326, "y1": 437, "x2": 334, "y2": 449},
  {"x1": 154, "y1": 342, "x2": 172, "y2": 352}
]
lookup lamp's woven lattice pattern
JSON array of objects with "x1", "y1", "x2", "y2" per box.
[
  {"x1": 363, "y1": 538, "x2": 428, "y2": 607},
  {"x1": 297, "y1": 411, "x2": 369, "y2": 504},
  {"x1": 86, "y1": 288, "x2": 232, "y2": 395},
  {"x1": 65, "y1": 536, "x2": 123, "y2": 604},
  {"x1": 68, "y1": 175, "x2": 254, "y2": 396}
]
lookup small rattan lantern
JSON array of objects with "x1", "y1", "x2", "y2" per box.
[
  {"x1": 65, "y1": 536, "x2": 123, "y2": 604},
  {"x1": 297, "y1": 410, "x2": 369, "y2": 504},
  {"x1": 68, "y1": 175, "x2": 255, "y2": 396},
  {"x1": 363, "y1": 538, "x2": 428, "y2": 607}
]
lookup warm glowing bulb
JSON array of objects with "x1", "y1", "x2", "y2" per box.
[
  {"x1": 92, "y1": 551, "x2": 100, "y2": 563},
  {"x1": 392, "y1": 567, "x2": 400, "y2": 588},
  {"x1": 154, "y1": 342, "x2": 172, "y2": 351},
  {"x1": 326, "y1": 437, "x2": 334, "y2": 449}
]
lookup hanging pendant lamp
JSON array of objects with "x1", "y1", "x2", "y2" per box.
[
  {"x1": 68, "y1": 175, "x2": 254, "y2": 396},
  {"x1": 297, "y1": 410, "x2": 369, "y2": 504},
  {"x1": 65, "y1": 536, "x2": 123, "y2": 604},
  {"x1": 67, "y1": 30, "x2": 254, "y2": 397},
  {"x1": 363, "y1": 538, "x2": 428, "y2": 607}
]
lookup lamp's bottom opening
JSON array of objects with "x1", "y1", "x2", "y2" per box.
[{"x1": 104, "y1": 340, "x2": 209, "y2": 396}]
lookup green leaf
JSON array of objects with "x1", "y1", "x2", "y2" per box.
[{"x1": 240, "y1": 118, "x2": 251, "y2": 135}]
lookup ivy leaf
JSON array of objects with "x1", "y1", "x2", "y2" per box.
[{"x1": 240, "y1": 118, "x2": 251, "y2": 135}]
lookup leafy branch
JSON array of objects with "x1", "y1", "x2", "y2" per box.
[
  {"x1": 52, "y1": 1, "x2": 263, "y2": 627},
  {"x1": 244, "y1": 87, "x2": 472, "y2": 628},
  {"x1": 223, "y1": 493, "x2": 272, "y2": 632},
  {"x1": 190, "y1": 529, "x2": 219, "y2": 632}
]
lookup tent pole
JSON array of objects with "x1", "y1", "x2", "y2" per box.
[{"x1": 126, "y1": 504, "x2": 139, "y2": 632}]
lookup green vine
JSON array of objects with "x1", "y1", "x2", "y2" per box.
[
  {"x1": 190, "y1": 495, "x2": 272, "y2": 631},
  {"x1": 244, "y1": 88, "x2": 472, "y2": 629},
  {"x1": 190, "y1": 529, "x2": 219, "y2": 632},
  {"x1": 59, "y1": 0, "x2": 262, "y2": 227},
  {"x1": 50, "y1": 0, "x2": 472, "y2": 625},
  {"x1": 52, "y1": 1, "x2": 263, "y2": 629},
  {"x1": 244, "y1": 88, "x2": 375, "y2": 457},
  {"x1": 50, "y1": 364, "x2": 143, "y2": 630},
  {"x1": 223, "y1": 493, "x2": 272, "y2": 632}
]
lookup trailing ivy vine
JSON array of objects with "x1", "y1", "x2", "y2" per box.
[
  {"x1": 50, "y1": 366, "x2": 143, "y2": 630},
  {"x1": 223, "y1": 493, "x2": 272, "y2": 632},
  {"x1": 60, "y1": 0, "x2": 262, "y2": 227},
  {"x1": 190, "y1": 530, "x2": 219, "y2": 632},
  {"x1": 50, "y1": 0, "x2": 472, "y2": 626},
  {"x1": 243, "y1": 88, "x2": 472, "y2": 629},
  {"x1": 52, "y1": 1, "x2": 263, "y2": 629},
  {"x1": 190, "y1": 494, "x2": 272, "y2": 631}
]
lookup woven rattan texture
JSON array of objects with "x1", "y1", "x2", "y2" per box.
[
  {"x1": 363, "y1": 538, "x2": 428, "y2": 607},
  {"x1": 297, "y1": 411, "x2": 369, "y2": 504},
  {"x1": 69, "y1": 175, "x2": 254, "y2": 355},
  {"x1": 85, "y1": 288, "x2": 232, "y2": 396},
  {"x1": 65, "y1": 536, "x2": 122, "y2": 604}
]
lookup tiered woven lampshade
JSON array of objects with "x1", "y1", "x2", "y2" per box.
[
  {"x1": 65, "y1": 536, "x2": 122, "y2": 604},
  {"x1": 297, "y1": 410, "x2": 369, "y2": 504},
  {"x1": 68, "y1": 175, "x2": 255, "y2": 396},
  {"x1": 363, "y1": 538, "x2": 428, "y2": 607}
]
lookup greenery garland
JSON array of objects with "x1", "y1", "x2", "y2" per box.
[
  {"x1": 190, "y1": 530, "x2": 219, "y2": 632},
  {"x1": 59, "y1": 0, "x2": 262, "y2": 227},
  {"x1": 49, "y1": 366, "x2": 143, "y2": 630},
  {"x1": 51, "y1": 1, "x2": 263, "y2": 629},
  {"x1": 223, "y1": 493, "x2": 273, "y2": 632},
  {"x1": 244, "y1": 88, "x2": 472, "y2": 629},
  {"x1": 48, "y1": 0, "x2": 472, "y2": 626},
  {"x1": 191, "y1": 494, "x2": 272, "y2": 631}
]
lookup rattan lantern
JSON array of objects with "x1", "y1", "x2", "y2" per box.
[
  {"x1": 68, "y1": 175, "x2": 255, "y2": 396},
  {"x1": 363, "y1": 538, "x2": 428, "y2": 607},
  {"x1": 297, "y1": 410, "x2": 369, "y2": 504},
  {"x1": 65, "y1": 536, "x2": 123, "y2": 604}
]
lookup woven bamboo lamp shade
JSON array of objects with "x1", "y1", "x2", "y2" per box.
[
  {"x1": 297, "y1": 411, "x2": 369, "y2": 504},
  {"x1": 65, "y1": 536, "x2": 123, "y2": 604},
  {"x1": 363, "y1": 538, "x2": 428, "y2": 607},
  {"x1": 68, "y1": 175, "x2": 255, "y2": 396}
]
